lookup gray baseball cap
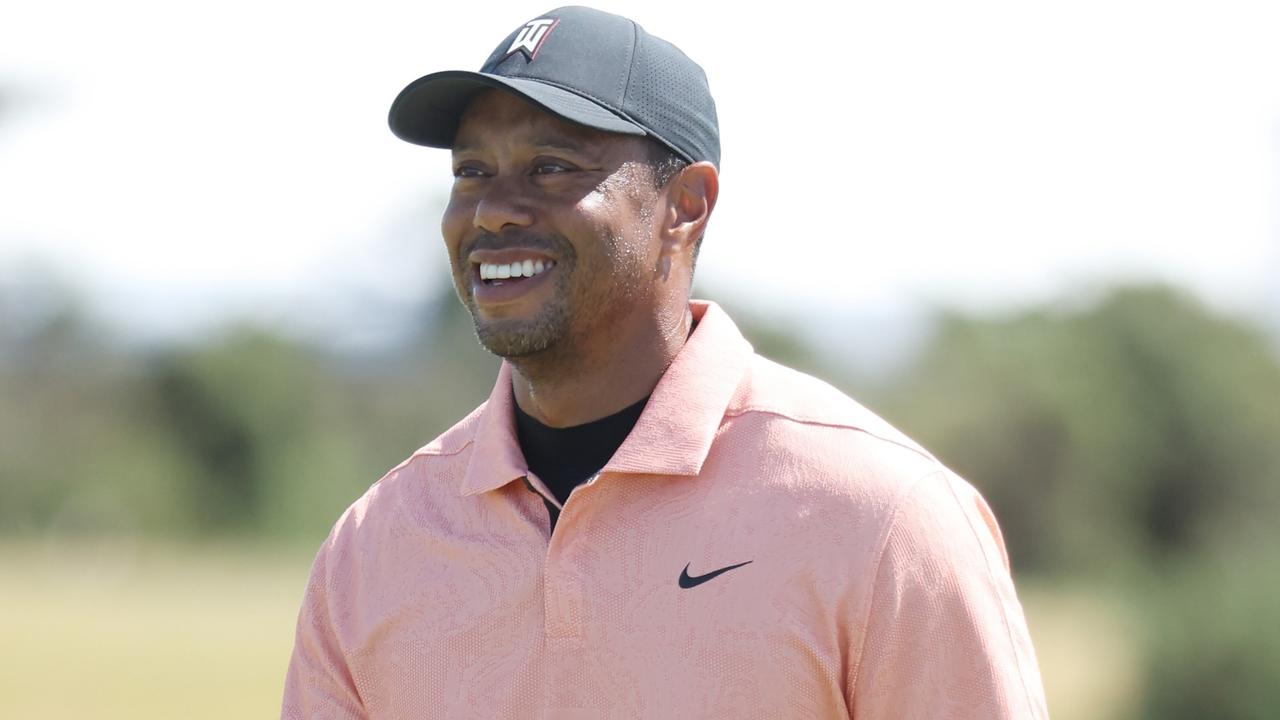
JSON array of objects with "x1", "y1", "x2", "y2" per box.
[{"x1": 387, "y1": 6, "x2": 720, "y2": 167}]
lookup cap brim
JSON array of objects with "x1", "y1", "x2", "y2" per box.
[{"x1": 388, "y1": 70, "x2": 647, "y2": 148}]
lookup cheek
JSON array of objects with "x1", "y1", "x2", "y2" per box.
[
  {"x1": 576, "y1": 186, "x2": 657, "y2": 260},
  {"x1": 440, "y1": 197, "x2": 471, "y2": 263},
  {"x1": 573, "y1": 186, "x2": 612, "y2": 225}
]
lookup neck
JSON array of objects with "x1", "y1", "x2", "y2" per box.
[{"x1": 511, "y1": 302, "x2": 692, "y2": 427}]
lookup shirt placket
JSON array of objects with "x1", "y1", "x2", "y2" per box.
[
  {"x1": 517, "y1": 472, "x2": 584, "y2": 639},
  {"x1": 530, "y1": 472, "x2": 602, "y2": 715}
]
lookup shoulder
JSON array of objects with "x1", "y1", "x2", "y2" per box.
[
  {"x1": 727, "y1": 355, "x2": 1013, "y2": 567},
  {"x1": 724, "y1": 354, "x2": 941, "y2": 487},
  {"x1": 699, "y1": 354, "x2": 968, "y2": 574},
  {"x1": 732, "y1": 355, "x2": 932, "y2": 455},
  {"x1": 319, "y1": 401, "x2": 488, "y2": 561}
]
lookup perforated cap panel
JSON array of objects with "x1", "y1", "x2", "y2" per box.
[{"x1": 624, "y1": 25, "x2": 719, "y2": 167}]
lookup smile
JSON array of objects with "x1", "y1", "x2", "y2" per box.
[{"x1": 479, "y1": 258, "x2": 556, "y2": 283}]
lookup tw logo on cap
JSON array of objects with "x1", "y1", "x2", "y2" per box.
[{"x1": 506, "y1": 18, "x2": 559, "y2": 61}]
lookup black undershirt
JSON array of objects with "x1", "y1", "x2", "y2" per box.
[{"x1": 514, "y1": 393, "x2": 649, "y2": 532}]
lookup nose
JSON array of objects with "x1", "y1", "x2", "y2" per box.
[{"x1": 472, "y1": 175, "x2": 535, "y2": 233}]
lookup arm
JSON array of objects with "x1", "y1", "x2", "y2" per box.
[
  {"x1": 281, "y1": 539, "x2": 367, "y2": 720},
  {"x1": 847, "y1": 470, "x2": 1049, "y2": 719}
]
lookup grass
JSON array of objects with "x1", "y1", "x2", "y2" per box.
[
  {"x1": 0, "y1": 540, "x2": 1140, "y2": 719},
  {"x1": 0, "y1": 539, "x2": 312, "y2": 719}
]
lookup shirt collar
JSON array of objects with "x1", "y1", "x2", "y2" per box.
[{"x1": 459, "y1": 300, "x2": 754, "y2": 497}]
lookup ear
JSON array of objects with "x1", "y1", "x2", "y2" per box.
[{"x1": 658, "y1": 161, "x2": 719, "y2": 261}]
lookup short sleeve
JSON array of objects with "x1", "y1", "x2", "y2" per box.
[
  {"x1": 281, "y1": 538, "x2": 367, "y2": 720},
  {"x1": 848, "y1": 470, "x2": 1049, "y2": 719}
]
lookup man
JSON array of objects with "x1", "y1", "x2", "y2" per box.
[{"x1": 282, "y1": 6, "x2": 1048, "y2": 719}]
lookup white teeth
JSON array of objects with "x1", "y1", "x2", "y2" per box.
[{"x1": 478, "y1": 259, "x2": 555, "y2": 282}]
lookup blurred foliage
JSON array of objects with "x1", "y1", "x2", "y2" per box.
[
  {"x1": 2, "y1": 279, "x2": 1279, "y2": 719},
  {"x1": 0, "y1": 281, "x2": 496, "y2": 540},
  {"x1": 872, "y1": 286, "x2": 1280, "y2": 577},
  {"x1": 1137, "y1": 536, "x2": 1280, "y2": 720}
]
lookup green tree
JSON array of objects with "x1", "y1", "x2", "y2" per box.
[{"x1": 876, "y1": 285, "x2": 1280, "y2": 576}]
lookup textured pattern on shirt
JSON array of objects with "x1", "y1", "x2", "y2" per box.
[{"x1": 281, "y1": 300, "x2": 1048, "y2": 719}]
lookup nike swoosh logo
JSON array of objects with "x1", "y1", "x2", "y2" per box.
[{"x1": 678, "y1": 560, "x2": 753, "y2": 589}]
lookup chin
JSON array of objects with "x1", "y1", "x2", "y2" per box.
[{"x1": 471, "y1": 307, "x2": 569, "y2": 359}]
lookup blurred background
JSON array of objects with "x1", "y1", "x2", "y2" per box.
[{"x1": 2, "y1": 0, "x2": 1278, "y2": 717}]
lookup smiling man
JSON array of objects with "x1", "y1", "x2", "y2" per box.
[
  {"x1": 282, "y1": 6, "x2": 1048, "y2": 719},
  {"x1": 443, "y1": 88, "x2": 707, "y2": 435}
]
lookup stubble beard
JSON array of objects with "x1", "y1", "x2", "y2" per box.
[
  {"x1": 467, "y1": 269, "x2": 573, "y2": 359},
  {"x1": 459, "y1": 228, "x2": 649, "y2": 364},
  {"x1": 457, "y1": 230, "x2": 578, "y2": 360}
]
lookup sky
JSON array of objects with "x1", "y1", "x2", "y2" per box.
[{"x1": 2, "y1": 0, "x2": 1278, "y2": 348}]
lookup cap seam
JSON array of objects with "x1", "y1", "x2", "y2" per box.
[
  {"x1": 516, "y1": 75, "x2": 699, "y2": 164},
  {"x1": 517, "y1": 76, "x2": 626, "y2": 120},
  {"x1": 619, "y1": 20, "x2": 639, "y2": 113}
]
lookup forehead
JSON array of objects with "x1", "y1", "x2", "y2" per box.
[{"x1": 452, "y1": 89, "x2": 646, "y2": 156}]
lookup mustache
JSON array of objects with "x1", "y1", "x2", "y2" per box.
[{"x1": 462, "y1": 230, "x2": 575, "y2": 259}]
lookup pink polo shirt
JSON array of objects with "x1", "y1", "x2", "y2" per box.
[{"x1": 282, "y1": 300, "x2": 1048, "y2": 719}]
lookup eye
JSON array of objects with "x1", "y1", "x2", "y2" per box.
[
  {"x1": 452, "y1": 163, "x2": 487, "y2": 179},
  {"x1": 531, "y1": 159, "x2": 575, "y2": 175}
]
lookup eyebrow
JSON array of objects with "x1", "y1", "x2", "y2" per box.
[
  {"x1": 452, "y1": 134, "x2": 588, "y2": 155},
  {"x1": 530, "y1": 135, "x2": 586, "y2": 153}
]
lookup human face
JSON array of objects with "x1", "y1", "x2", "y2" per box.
[{"x1": 443, "y1": 90, "x2": 665, "y2": 360}]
